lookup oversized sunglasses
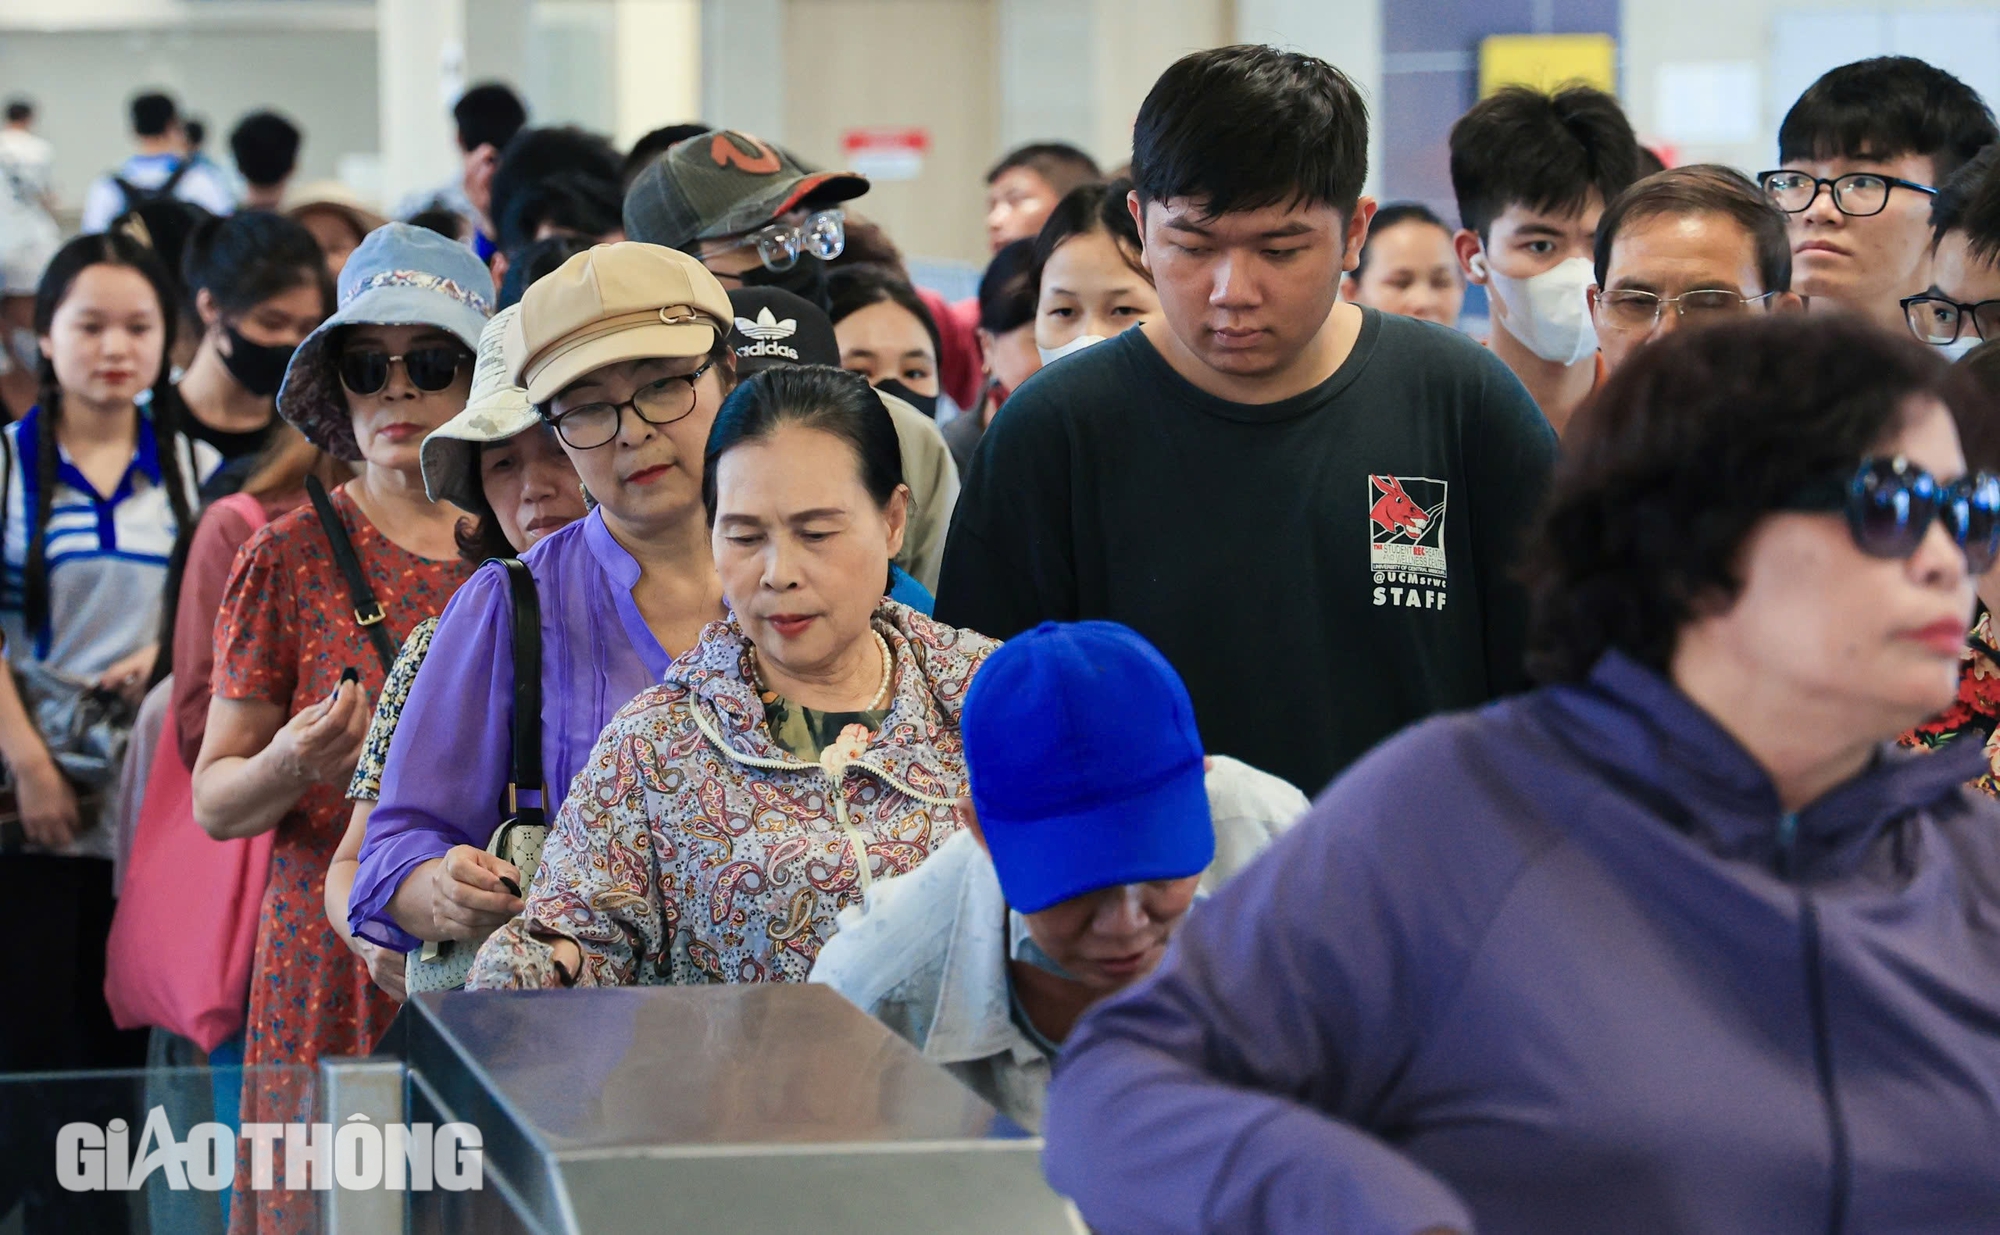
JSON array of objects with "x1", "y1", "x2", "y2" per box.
[
  {"x1": 1782, "y1": 456, "x2": 2000, "y2": 574},
  {"x1": 338, "y1": 345, "x2": 469, "y2": 396}
]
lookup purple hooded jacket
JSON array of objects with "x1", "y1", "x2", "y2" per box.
[{"x1": 1043, "y1": 652, "x2": 2000, "y2": 1235}]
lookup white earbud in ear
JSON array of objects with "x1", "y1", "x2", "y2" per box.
[{"x1": 1468, "y1": 252, "x2": 1489, "y2": 280}]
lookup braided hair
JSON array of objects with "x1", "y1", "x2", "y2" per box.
[{"x1": 25, "y1": 232, "x2": 196, "y2": 648}]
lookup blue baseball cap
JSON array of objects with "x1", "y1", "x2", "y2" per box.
[{"x1": 962, "y1": 621, "x2": 1213, "y2": 915}]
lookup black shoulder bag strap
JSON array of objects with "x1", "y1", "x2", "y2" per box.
[
  {"x1": 156, "y1": 158, "x2": 191, "y2": 198},
  {"x1": 304, "y1": 474, "x2": 400, "y2": 672},
  {"x1": 494, "y1": 557, "x2": 544, "y2": 826}
]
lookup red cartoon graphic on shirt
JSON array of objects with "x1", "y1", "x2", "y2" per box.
[{"x1": 1369, "y1": 474, "x2": 1449, "y2": 611}]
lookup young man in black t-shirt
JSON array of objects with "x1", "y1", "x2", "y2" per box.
[{"x1": 934, "y1": 44, "x2": 1557, "y2": 796}]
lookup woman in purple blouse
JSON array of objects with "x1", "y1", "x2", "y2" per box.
[{"x1": 346, "y1": 244, "x2": 737, "y2": 956}]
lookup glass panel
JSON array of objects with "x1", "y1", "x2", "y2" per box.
[{"x1": 0, "y1": 1064, "x2": 323, "y2": 1235}]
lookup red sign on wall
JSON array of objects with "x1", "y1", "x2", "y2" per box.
[{"x1": 840, "y1": 127, "x2": 931, "y2": 182}]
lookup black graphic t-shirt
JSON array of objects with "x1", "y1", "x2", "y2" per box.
[{"x1": 935, "y1": 310, "x2": 1557, "y2": 795}]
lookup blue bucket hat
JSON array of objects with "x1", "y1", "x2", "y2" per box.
[
  {"x1": 277, "y1": 222, "x2": 494, "y2": 461},
  {"x1": 962, "y1": 621, "x2": 1214, "y2": 915}
]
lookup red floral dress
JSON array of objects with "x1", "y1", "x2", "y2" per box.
[
  {"x1": 212, "y1": 485, "x2": 471, "y2": 1234},
  {"x1": 1900, "y1": 608, "x2": 2000, "y2": 796}
]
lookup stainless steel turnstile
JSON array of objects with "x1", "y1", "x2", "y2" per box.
[{"x1": 381, "y1": 984, "x2": 1079, "y2": 1234}]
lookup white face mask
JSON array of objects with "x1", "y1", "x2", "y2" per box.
[
  {"x1": 1037, "y1": 333, "x2": 1108, "y2": 366},
  {"x1": 1941, "y1": 336, "x2": 1982, "y2": 361},
  {"x1": 1479, "y1": 254, "x2": 1599, "y2": 366}
]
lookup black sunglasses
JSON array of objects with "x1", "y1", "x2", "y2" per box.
[
  {"x1": 338, "y1": 345, "x2": 468, "y2": 396},
  {"x1": 1783, "y1": 456, "x2": 2000, "y2": 573}
]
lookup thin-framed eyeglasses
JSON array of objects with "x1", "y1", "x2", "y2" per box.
[
  {"x1": 1901, "y1": 293, "x2": 2000, "y2": 347},
  {"x1": 1756, "y1": 170, "x2": 1936, "y2": 218},
  {"x1": 1593, "y1": 288, "x2": 1776, "y2": 332},
  {"x1": 703, "y1": 210, "x2": 846, "y2": 273},
  {"x1": 542, "y1": 360, "x2": 715, "y2": 450}
]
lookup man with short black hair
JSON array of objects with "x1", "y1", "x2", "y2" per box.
[
  {"x1": 985, "y1": 141, "x2": 1102, "y2": 252},
  {"x1": 483, "y1": 126, "x2": 624, "y2": 290},
  {"x1": 396, "y1": 81, "x2": 528, "y2": 252},
  {"x1": 1589, "y1": 165, "x2": 1801, "y2": 372},
  {"x1": 1450, "y1": 84, "x2": 1642, "y2": 435},
  {"x1": 1903, "y1": 144, "x2": 2000, "y2": 355},
  {"x1": 229, "y1": 110, "x2": 301, "y2": 211},
  {"x1": 622, "y1": 144, "x2": 964, "y2": 591},
  {"x1": 81, "y1": 89, "x2": 235, "y2": 231},
  {"x1": 1763, "y1": 56, "x2": 1998, "y2": 335},
  {"x1": 935, "y1": 44, "x2": 1557, "y2": 796},
  {"x1": 623, "y1": 128, "x2": 868, "y2": 315}
]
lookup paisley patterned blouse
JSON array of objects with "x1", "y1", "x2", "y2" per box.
[
  {"x1": 467, "y1": 601, "x2": 996, "y2": 990},
  {"x1": 1901, "y1": 607, "x2": 2000, "y2": 796}
]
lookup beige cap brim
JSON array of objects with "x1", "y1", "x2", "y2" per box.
[
  {"x1": 420, "y1": 399, "x2": 540, "y2": 509},
  {"x1": 522, "y1": 320, "x2": 719, "y2": 405}
]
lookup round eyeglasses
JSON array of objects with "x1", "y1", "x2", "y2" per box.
[
  {"x1": 1901, "y1": 294, "x2": 2000, "y2": 347},
  {"x1": 542, "y1": 361, "x2": 714, "y2": 450},
  {"x1": 705, "y1": 210, "x2": 846, "y2": 273},
  {"x1": 1757, "y1": 170, "x2": 1936, "y2": 218},
  {"x1": 1592, "y1": 288, "x2": 1774, "y2": 332}
]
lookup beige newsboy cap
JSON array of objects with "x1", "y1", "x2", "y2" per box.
[{"x1": 507, "y1": 242, "x2": 733, "y2": 405}]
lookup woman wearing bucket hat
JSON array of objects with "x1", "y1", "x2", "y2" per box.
[
  {"x1": 467, "y1": 364, "x2": 995, "y2": 991},
  {"x1": 190, "y1": 222, "x2": 488, "y2": 1231},
  {"x1": 345, "y1": 242, "x2": 745, "y2": 971},
  {"x1": 323, "y1": 302, "x2": 588, "y2": 998}
]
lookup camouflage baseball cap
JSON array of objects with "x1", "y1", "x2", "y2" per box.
[{"x1": 622, "y1": 129, "x2": 869, "y2": 253}]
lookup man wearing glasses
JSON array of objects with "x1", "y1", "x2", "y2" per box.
[
  {"x1": 622, "y1": 128, "x2": 863, "y2": 315},
  {"x1": 1761, "y1": 56, "x2": 1997, "y2": 335},
  {"x1": 1904, "y1": 145, "x2": 2000, "y2": 358},
  {"x1": 1589, "y1": 165, "x2": 1801, "y2": 373},
  {"x1": 621, "y1": 128, "x2": 960, "y2": 591}
]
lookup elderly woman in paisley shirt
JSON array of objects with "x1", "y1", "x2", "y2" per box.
[{"x1": 469, "y1": 365, "x2": 995, "y2": 989}]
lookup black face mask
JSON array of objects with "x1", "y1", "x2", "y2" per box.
[
  {"x1": 874, "y1": 377, "x2": 938, "y2": 419},
  {"x1": 220, "y1": 323, "x2": 297, "y2": 398},
  {"x1": 737, "y1": 257, "x2": 831, "y2": 315}
]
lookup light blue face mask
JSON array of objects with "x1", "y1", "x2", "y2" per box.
[
  {"x1": 1941, "y1": 336, "x2": 1983, "y2": 361},
  {"x1": 1009, "y1": 913, "x2": 1074, "y2": 979}
]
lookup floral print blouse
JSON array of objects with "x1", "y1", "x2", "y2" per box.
[
  {"x1": 1901, "y1": 607, "x2": 2000, "y2": 796},
  {"x1": 348, "y1": 618, "x2": 439, "y2": 803},
  {"x1": 466, "y1": 601, "x2": 996, "y2": 990}
]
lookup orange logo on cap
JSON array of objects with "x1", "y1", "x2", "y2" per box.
[{"x1": 710, "y1": 132, "x2": 782, "y2": 175}]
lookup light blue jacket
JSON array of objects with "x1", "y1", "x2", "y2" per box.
[{"x1": 808, "y1": 756, "x2": 1308, "y2": 1131}]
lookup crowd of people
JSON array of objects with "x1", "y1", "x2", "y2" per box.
[{"x1": 1, "y1": 39, "x2": 2000, "y2": 1235}]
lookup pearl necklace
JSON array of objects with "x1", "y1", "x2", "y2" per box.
[{"x1": 750, "y1": 629, "x2": 895, "y2": 711}]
